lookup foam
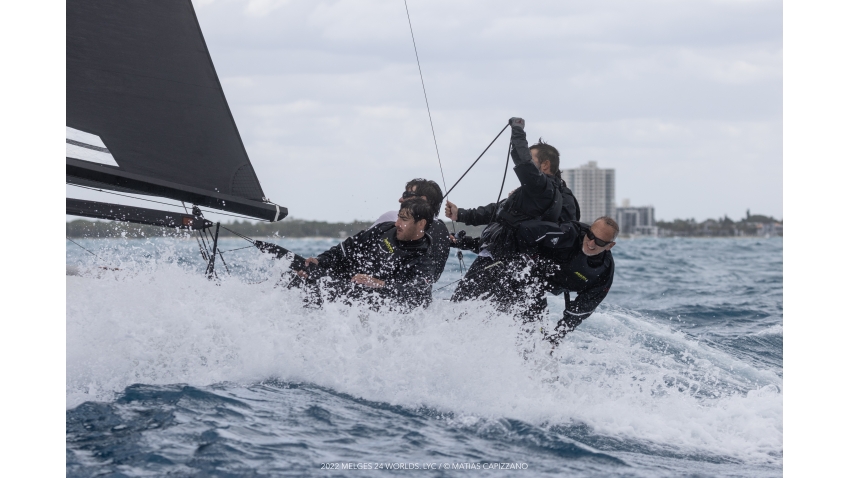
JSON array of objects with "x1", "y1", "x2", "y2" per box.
[{"x1": 66, "y1": 240, "x2": 782, "y2": 465}]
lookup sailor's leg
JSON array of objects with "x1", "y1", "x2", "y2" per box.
[
  {"x1": 451, "y1": 256, "x2": 502, "y2": 302},
  {"x1": 494, "y1": 256, "x2": 547, "y2": 323}
]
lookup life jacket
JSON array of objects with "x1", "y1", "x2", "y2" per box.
[
  {"x1": 515, "y1": 220, "x2": 579, "y2": 260},
  {"x1": 495, "y1": 183, "x2": 562, "y2": 227},
  {"x1": 334, "y1": 222, "x2": 430, "y2": 280},
  {"x1": 557, "y1": 249, "x2": 612, "y2": 293},
  {"x1": 479, "y1": 180, "x2": 563, "y2": 257}
]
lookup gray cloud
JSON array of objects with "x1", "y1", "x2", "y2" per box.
[{"x1": 152, "y1": 0, "x2": 782, "y2": 222}]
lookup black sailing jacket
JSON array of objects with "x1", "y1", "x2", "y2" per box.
[
  {"x1": 428, "y1": 218, "x2": 451, "y2": 283},
  {"x1": 539, "y1": 222, "x2": 615, "y2": 341},
  {"x1": 314, "y1": 222, "x2": 435, "y2": 310},
  {"x1": 456, "y1": 125, "x2": 580, "y2": 258}
]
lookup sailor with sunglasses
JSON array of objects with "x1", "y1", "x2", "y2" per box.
[{"x1": 529, "y1": 217, "x2": 618, "y2": 345}]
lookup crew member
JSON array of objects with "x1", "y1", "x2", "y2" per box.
[
  {"x1": 291, "y1": 198, "x2": 436, "y2": 311},
  {"x1": 447, "y1": 217, "x2": 617, "y2": 342},
  {"x1": 531, "y1": 217, "x2": 617, "y2": 344},
  {"x1": 445, "y1": 117, "x2": 579, "y2": 306},
  {"x1": 371, "y1": 179, "x2": 451, "y2": 282}
]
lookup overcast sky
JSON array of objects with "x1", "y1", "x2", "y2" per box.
[{"x1": 68, "y1": 0, "x2": 782, "y2": 223}]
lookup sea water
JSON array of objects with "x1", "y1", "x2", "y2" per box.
[{"x1": 66, "y1": 236, "x2": 782, "y2": 476}]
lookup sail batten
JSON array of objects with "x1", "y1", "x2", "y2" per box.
[{"x1": 66, "y1": 0, "x2": 280, "y2": 220}]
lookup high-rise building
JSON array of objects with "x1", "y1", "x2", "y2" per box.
[
  {"x1": 563, "y1": 161, "x2": 616, "y2": 222},
  {"x1": 615, "y1": 199, "x2": 658, "y2": 236}
]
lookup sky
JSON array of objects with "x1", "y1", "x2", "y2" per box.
[{"x1": 66, "y1": 0, "x2": 783, "y2": 223}]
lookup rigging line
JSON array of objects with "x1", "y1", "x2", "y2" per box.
[
  {"x1": 66, "y1": 237, "x2": 105, "y2": 261},
  {"x1": 489, "y1": 142, "x2": 512, "y2": 225},
  {"x1": 434, "y1": 260, "x2": 504, "y2": 292},
  {"x1": 442, "y1": 123, "x2": 509, "y2": 199},
  {"x1": 403, "y1": 0, "x2": 448, "y2": 196},
  {"x1": 403, "y1": 0, "x2": 463, "y2": 274},
  {"x1": 199, "y1": 226, "x2": 214, "y2": 262},
  {"x1": 217, "y1": 249, "x2": 231, "y2": 274},
  {"x1": 183, "y1": 201, "x2": 209, "y2": 262},
  {"x1": 218, "y1": 245, "x2": 256, "y2": 254},
  {"x1": 220, "y1": 225, "x2": 257, "y2": 243}
]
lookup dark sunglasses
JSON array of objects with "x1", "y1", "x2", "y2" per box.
[
  {"x1": 586, "y1": 230, "x2": 614, "y2": 247},
  {"x1": 401, "y1": 191, "x2": 420, "y2": 199}
]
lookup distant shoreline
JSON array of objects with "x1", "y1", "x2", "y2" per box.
[{"x1": 66, "y1": 216, "x2": 781, "y2": 239}]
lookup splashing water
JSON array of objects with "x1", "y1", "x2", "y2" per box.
[{"x1": 66, "y1": 236, "x2": 782, "y2": 476}]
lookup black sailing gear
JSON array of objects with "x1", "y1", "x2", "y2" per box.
[
  {"x1": 454, "y1": 123, "x2": 579, "y2": 259},
  {"x1": 428, "y1": 218, "x2": 451, "y2": 283},
  {"x1": 451, "y1": 221, "x2": 614, "y2": 340},
  {"x1": 539, "y1": 222, "x2": 615, "y2": 343},
  {"x1": 290, "y1": 222, "x2": 435, "y2": 311}
]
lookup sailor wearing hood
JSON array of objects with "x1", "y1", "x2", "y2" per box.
[{"x1": 292, "y1": 198, "x2": 435, "y2": 311}]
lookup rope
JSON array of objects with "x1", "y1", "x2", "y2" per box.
[
  {"x1": 66, "y1": 237, "x2": 105, "y2": 261},
  {"x1": 442, "y1": 124, "x2": 509, "y2": 199},
  {"x1": 220, "y1": 225, "x2": 257, "y2": 243},
  {"x1": 434, "y1": 260, "x2": 503, "y2": 292},
  {"x1": 218, "y1": 245, "x2": 256, "y2": 254},
  {"x1": 489, "y1": 142, "x2": 513, "y2": 224},
  {"x1": 182, "y1": 202, "x2": 209, "y2": 262},
  {"x1": 403, "y1": 0, "x2": 447, "y2": 198}
]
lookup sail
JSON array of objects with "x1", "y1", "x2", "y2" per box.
[{"x1": 66, "y1": 0, "x2": 283, "y2": 220}]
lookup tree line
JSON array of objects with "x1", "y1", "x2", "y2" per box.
[{"x1": 656, "y1": 214, "x2": 782, "y2": 237}]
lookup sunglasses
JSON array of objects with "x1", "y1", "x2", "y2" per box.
[
  {"x1": 401, "y1": 191, "x2": 420, "y2": 199},
  {"x1": 586, "y1": 229, "x2": 614, "y2": 247}
]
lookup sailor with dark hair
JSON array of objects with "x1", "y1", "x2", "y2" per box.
[
  {"x1": 445, "y1": 117, "x2": 579, "y2": 306},
  {"x1": 372, "y1": 178, "x2": 451, "y2": 282},
  {"x1": 291, "y1": 198, "x2": 436, "y2": 311}
]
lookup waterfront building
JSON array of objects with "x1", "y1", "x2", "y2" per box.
[
  {"x1": 563, "y1": 161, "x2": 616, "y2": 221},
  {"x1": 615, "y1": 199, "x2": 658, "y2": 236}
]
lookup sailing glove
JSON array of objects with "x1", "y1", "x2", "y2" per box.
[{"x1": 509, "y1": 117, "x2": 525, "y2": 130}]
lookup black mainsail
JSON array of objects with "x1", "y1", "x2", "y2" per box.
[{"x1": 66, "y1": 0, "x2": 286, "y2": 223}]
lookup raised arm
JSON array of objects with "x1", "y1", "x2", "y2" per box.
[{"x1": 508, "y1": 117, "x2": 557, "y2": 212}]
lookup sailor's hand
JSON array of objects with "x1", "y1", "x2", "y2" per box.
[
  {"x1": 509, "y1": 117, "x2": 525, "y2": 130},
  {"x1": 449, "y1": 229, "x2": 466, "y2": 244},
  {"x1": 296, "y1": 257, "x2": 319, "y2": 278},
  {"x1": 352, "y1": 274, "x2": 385, "y2": 288},
  {"x1": 445, "y1": 200, "x2": 459, "y2": 221}
]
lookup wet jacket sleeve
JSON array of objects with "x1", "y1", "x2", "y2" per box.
[
  {"x1": 429, "y1": 220, "x2": 452, "y2": 282},
  {"x1": 453, "y1": 234, "x2": 482, "y2": 253},
  {"x1": 379, "y1": 254, "x2": 434, "y2": 309},
  {"x1": 457, "y1": 202, "x2": 499, "y2": 226},
  {"x1": 510, "y1": 125, "x2": 558, "y2": 214},
  {"x1": 547, "y1": 263, "x2": 614, "y2": 344},
  {"x1": 316, "y1": 226, "x2": 375, "y2": 274}
]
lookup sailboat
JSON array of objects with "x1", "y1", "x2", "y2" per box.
[{"x1": 66, "y1": 0, "x2": 287, "y2": 273}]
